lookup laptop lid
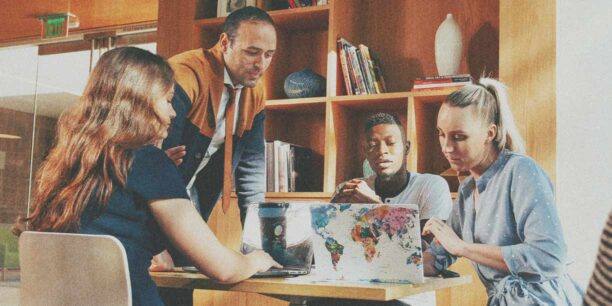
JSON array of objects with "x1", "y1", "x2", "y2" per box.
[
  {"x1": 241, "y1": 202, "x2": 314, "y2": 276},
  {"x1": 309, "y1": 203, "x2": 424, "y2": 283}
]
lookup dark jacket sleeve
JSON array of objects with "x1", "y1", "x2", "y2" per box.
[
  {"x1": 162, "y1": 83, "x2": 192, "y2": 150},
  {"x1": 234, "y1": 110, "x2": 266, "y2": 223}
]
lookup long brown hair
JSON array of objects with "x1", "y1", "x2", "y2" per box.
[{"x1": 17, "y1": 47, "x2": 174, "y2": 233}]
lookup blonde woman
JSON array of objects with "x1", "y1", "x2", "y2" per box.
[
  {"x1": 16, "y1": 47, "x2": 279, "y2": 306},
  {"x1": 423, "y1": 78, "x2": 582, "y2": 305}
]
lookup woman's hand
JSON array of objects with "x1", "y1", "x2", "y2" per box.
[
  {"x1": 149, "y1": 249, "x2": 175, "y2": 272},
  {"x1": 422, "y1": 217, "x2": 467, "y2": 257},
  {"x1": 245, "y1": 250, "x2": 283, "y2": 272}
]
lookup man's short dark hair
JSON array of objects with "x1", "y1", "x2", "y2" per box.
[
  {"x1": 222, "y1": 6, "x2": 275, "y2": 43},
  {"x1": 364, "y1": 113, "x2": 403, "y2": 134}
]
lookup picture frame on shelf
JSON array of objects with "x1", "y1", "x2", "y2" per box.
[{"x1": 217, "y1": 0, "x2": 256, "y2": 17}]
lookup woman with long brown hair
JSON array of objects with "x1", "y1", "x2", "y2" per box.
[{"x1": 16, "y1": 47, "x2": 279, "y2": 306}]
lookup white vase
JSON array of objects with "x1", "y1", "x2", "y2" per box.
[{"x1": 435, "y1": 13, "x2": 463, "y2": 76}]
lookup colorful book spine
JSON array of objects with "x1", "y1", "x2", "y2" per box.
[
  {"x1": 412, "y1": 85, "x2": 466, "y2": 91},
  {"x1": 414, "y1": 74, "x2": 472, "y2": 85},
  {"x1": 358, "y1": 44, "x2": 380, "y2": 94},
  {"x1": 347, "y1": 45, "x2": 367, "y2": 95},
  {"x1": 337, "y1": 39, "x2": 353, "y2": 95},
  {"x1": 413, "y1": 81, "x2": 472, "y2": 89},
  {"x1": 369, "y1": 49, "x2": 387, "y2": 93},
  {"x1": 337, "y1": 38, "x2": 387, "y2": 95}
]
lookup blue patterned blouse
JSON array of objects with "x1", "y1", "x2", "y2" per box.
[{"x1": 426, "y1": 149, "x2": 583, "y2": 305}]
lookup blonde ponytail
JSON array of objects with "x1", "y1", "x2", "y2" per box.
[{"x1": 445, "y1": 78, "x2": 526, "y2": 153}]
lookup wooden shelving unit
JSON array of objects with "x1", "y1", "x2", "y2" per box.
[
  {"x1": 159, "y1": 1, "x2": 500, "y2": 304},
  {"x1": 186, "y1": 0, "x2": 500, "y2": 196}
]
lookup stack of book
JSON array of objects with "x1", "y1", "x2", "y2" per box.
[
  {"x1": 412, "y1": 74, "x2": 473, "y2": 91},
  {"x1": 337, "y1": 37, "x2": 387, "y2": 96},
  {"x1": 287, "y1": 0, "x2": 328, "y2": 8},
  {"x1": 265, "y1": 140, "x2": 314, "y2": 192}
]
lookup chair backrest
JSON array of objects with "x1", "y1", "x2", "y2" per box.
[{"x1": 19, "y1": 231, "x2": 132, "y2": 306}]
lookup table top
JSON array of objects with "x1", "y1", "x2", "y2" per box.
[{"x1": 151, "y1": 270, "x2": 472, "y2": 301}]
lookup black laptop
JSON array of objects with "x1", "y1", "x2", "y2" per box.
[
  {"x1": 241, "y1": 202, "x2": 314, "y2": 277},
  {"x1": 183, "y1": 202, "x2": 314, "y2": 277}
]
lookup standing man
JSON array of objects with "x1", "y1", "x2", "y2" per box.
[
  {"x1": 163, "y1": 6, "x2": 276, "y2": 226},
  {"x1": 156, "y1": 6, "x2": 276, "y2": 305}
]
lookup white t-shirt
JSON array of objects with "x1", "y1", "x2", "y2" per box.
[
  {"x1": 333, "y1": 172, "x2": 452, "y2": 220},
  {"x1": 331, "y1": 172, "x2": 452, "y2": 306}
]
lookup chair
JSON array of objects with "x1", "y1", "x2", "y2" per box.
[
  {"x1": 0, "y1": 227, "x2": 19, "y2": 281},
  {"x1": 19, "y1": 231, "x2": 132, "y2": 306}
]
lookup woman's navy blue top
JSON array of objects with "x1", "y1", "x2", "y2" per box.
[{"x1": 80, "y1": 145, "x2": 188, "y2": 306}]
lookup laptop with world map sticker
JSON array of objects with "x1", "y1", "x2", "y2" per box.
[{"x1": 309, "y1": 203, "x2": 424, "y2": 284}]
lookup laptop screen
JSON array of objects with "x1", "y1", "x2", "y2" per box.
[
  {"x1": 309, "y1": 203, "x2": 424, "y2": 284},
  {"x1": 241, "y1": 202, "x2": 314, "y2": 268}
]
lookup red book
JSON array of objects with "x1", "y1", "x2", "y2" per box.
[{"x1": 337, "y1": 39, "x2": 353, "y2": 95}]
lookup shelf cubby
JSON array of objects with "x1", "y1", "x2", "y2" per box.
[{"x1": 264, "y1": 100, "x2": 326, "y2": 192}]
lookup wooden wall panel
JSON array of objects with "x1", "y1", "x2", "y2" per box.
[
  {"x1": 500, "y1": 0, "x2": 556, "y2": 181},
  {"x1": 157, "y1": 0, "x2": 203, "y2": 59},
  {"x1": 0, "y1": 0, "x2": 157, "y2": 43},
  {"x1": 0, "y1": 0, "x2": 69, "y2": 42},
  {"x1": 69, "y1": 0, "x2": 157, "y2": 31},
  {"x1": 356, "y1": 0, "x2": 499, "y2": 93}
]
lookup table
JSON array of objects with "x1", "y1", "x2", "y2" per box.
[{"x1": 151, "y1": 270, "x2": 471, "y2": 305}]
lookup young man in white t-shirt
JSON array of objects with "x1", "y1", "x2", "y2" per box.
[
  {"x1": 331, "y1": 112, "x2": 452, "y2": 242},
  {"x1": 326, "y1": 113, "x2": 452, "y2": 306}
]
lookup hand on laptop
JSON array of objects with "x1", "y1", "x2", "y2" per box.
[
  {"x1": 246, "y1": 250, "x2": 283, "y2": 272},
  {"x1": 332, "y1": 179, "x2": 382, "y2": 203},
  {"x1": 149, "y1": 249, "x2": 175, "y2": 272},
  {"x1": 422, "y1": 217, "x2": 467, "y2": 257}
]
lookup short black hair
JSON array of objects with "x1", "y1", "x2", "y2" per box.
[
  {"x1": 364, "y1": 113, "x2": 403, "y2": 134},
  {"x1": 222, "y1": 6, "x2": 275, "y2": 43}
]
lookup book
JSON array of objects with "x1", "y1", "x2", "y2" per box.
[
  {"x1": 356, "y1": 48, "x2": 375, "y2": 94},
  {"x1": 358, "y1": 44, "x2": 380, "y2": 94},
  {"x1": 273, "y1": 140, "x2": 282, "y2": 192},
  {"x1": 337, "y1": 39, "x2": 353, "y2": 95},
  {"x1": 265, "y1": 140, "x2": 314, "y2": 192},
  {"x1": 369, "y1": 49, "x2": 387, "y2": 93},
  {"x1": 414, "y1": 74, "x2": 472, "y2": 85},
  {"x1": 265, "y1": 142, "x2": 275, "y2": 192},
  {"x1": 413, "y1": 80, "x2": 472, "y2": 89},
  {"x1": 339, "y1": 38, "x2": 361, "y2": 95},
  {"x1": 347, "y1": 45, "x2": 367, "y2": 95},
  {"x1": 412, "y1": 84, "x2": 466, "y2": 92},
  {"x1": 337, "y1": 37, "x2": 387, "y2": 95}
]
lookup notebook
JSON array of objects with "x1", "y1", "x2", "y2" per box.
[
  {"x1": 240, "y1": 202, "x2": 315, "y2": 277},
  {"x1": 309, "y1": 203, "x2": 424, "y2": 283}
]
